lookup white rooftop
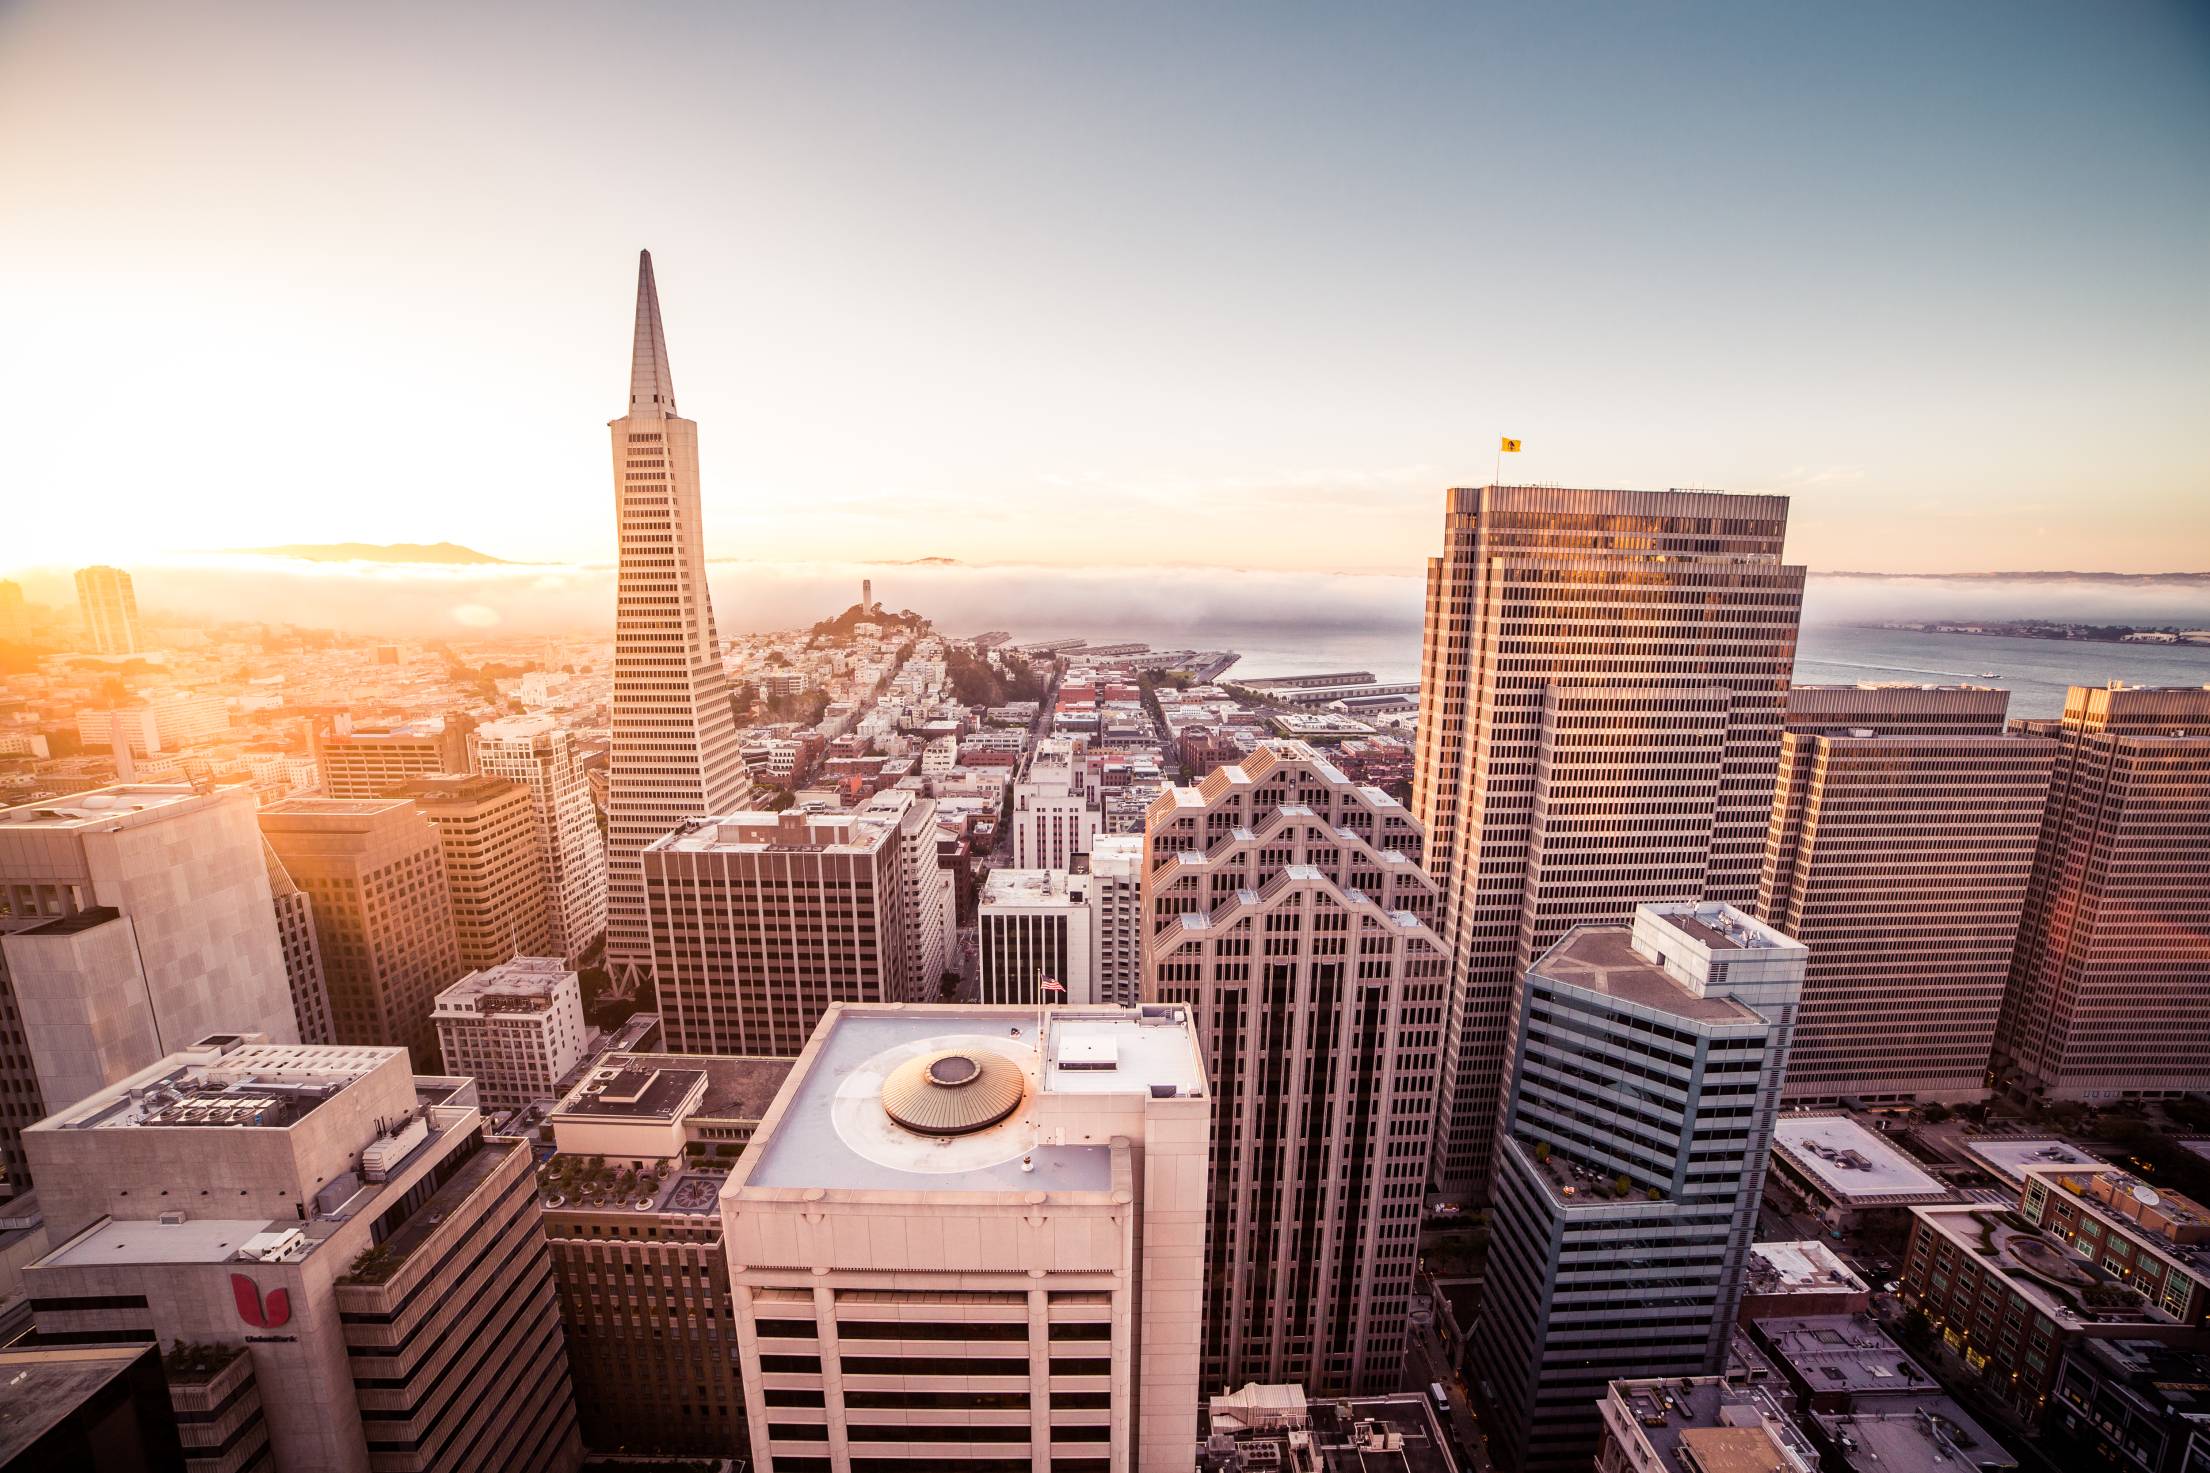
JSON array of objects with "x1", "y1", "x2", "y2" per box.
[
  {"x1": 434, "y1": 956, "x2": 575, "y2": 1011},
  {"x1": 45, "y1": 1217, "x2": 285, "y2": 1267},
  {"x1": 0, "y1": 784, "x2": 215, "y2": 829},
  {"x1": 1748, "y1": 1239, "x2": 1872, "y2": 1294},
  {"x1": 1965, "y1": 1137, "x2": 2110, "y2": 1189},
  {"x1": 472, "y1": 713, "x2": 564, "y2": 741},
  {"x1": 739, "y1": 1005, "x2": 1204, "y2": 1196},
  {"x1": 981, "y1": 868, "x2": 1084, "y2": 906},
  {"x1": 647, "y1": 809, "x2": 894, "y2": 855},
  {"x1": 38, "y1": 1042, "x2": 402, "y2": 1132},
  {"x1": 1773, "y1": 1115, "x2": 1948, "y2": 1205}
]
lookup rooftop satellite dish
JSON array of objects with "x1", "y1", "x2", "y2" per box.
[{"x1": 2133, "y1": 1184, "x2": 2161, "y2": 1207}]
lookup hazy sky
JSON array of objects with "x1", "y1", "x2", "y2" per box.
[{"x1": 3, "y1": 0, "x2": 2205, "y2": 578}]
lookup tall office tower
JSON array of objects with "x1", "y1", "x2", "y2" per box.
[
  {"x1": 1472, "y1": 903, "x2": 1803, "y2": 1472},
  {"x1": 258, "y1": 797, "x2": 464, "y2": 1071},
  {"x1": 979, "y1": 868, "x2": 1094, "y2": 1004},
  {"x1": 388, "y1": 774, "x2": 558, "y2": 970},
  {"x1": 22, "y1": 1035, "x2": 583, "y2": 1473},
  {"x1": 1759, "y1": 686, "x2": 2056, "y2": 1103},
  {"x1": 264, "y1": 840, "x2": 336, "y2": 1044},
  {"x1": 473, "y1": 714, "x2": 609, "y2": 964},
  {"x1": 0, "y1": 578, "x2": 27, "y2": 643},
  {"x1": 604, "y1": 250, "x2": 751, "y2": 990},
  {"x1": 642, "y1": 804, "x2": 932, "y2": 1056},
  {"x1": 1013, "y1": 735, "x2": 1099, "y2": 869},
  {"x1": 1412, "y1": 485, "x2": 1803, "y2": 1204},
  {"x1": 315, "y1": 716, "x2": 472, "y2": 798},
  {"x1": 0, "y1": 784, "x2": 298, "y2": 1193},
  {"x1": 722, "y1": 1002, "x2": 1211, "y2": 1473},
  {"x1": 1087, "y1": 833, "x2": 1144, "y2": 1006},
  {"x1": 540, "y1": 1049, "x2": 792, "y2": 1455},
  {"x1": 1142, "y1": 742, "x2": 1449, "y2": 1395},
  {"x1": 72, "y1": 564, "x2": 143, "y2": 654},
  {"x1": 1996, "y1": 684, "x2": 2210, "y2": 1100}
]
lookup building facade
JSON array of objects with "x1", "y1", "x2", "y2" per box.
[
  {"x1": 20, "y1": 1036, "x2": 582, "y2": 1473},
  {"x1": 76, "y1": 692, "x2": 230, "y2": 755},
  {"x1": 0, "y1": 785, "x2": 298, "y2": 1193},
  {"x1": 432, "y1": 956, "x2": 588, "y2": 1110},
  {"x1": 859, "y1": 789, "x2": 950, "y2": 991},
  {"x1": 643, "y1": 807, "x2": 930, "y2": 1056},
  {"x1": 1472, "y1": 904, "x2": 1803, "y2": 1472},
  {"x1": 979, "y1": 868, "x2": 1094, "y2": 1005},
  {"x1": 721, "y1": 1002, "x2": 1211, "y2": 1473},
  {"x1": 1759, "y1": 685, "x2": 2055, "y2": 1102},
  {"x1": 1013, "y1": 736, "x2": 1099, "y2": 870},
  {"x1": 73, "y1": 564, "x2": 143, "y2": 655},
  {"x1": 603, "y1": 250, "x2": 751, "y2": 990},
  {"x1": 539, "y1": 1050, "x2": 791, "y2": 1455},
  {"x1": 1087, "y1": 833, "x2": 1144, "y2": 1008},
  {"x1": 472, "y1": 714, "x2": 609, "y2": 966},
  {"x1": 257, "y1": 798, "x2": 464, "y2": 1072},
  {"x1": 314, "y1": 717, "x2": 471, "y2": 800},
  {"x1": 1412, "y1": 486, "x2": 1804, "y2": 1203},
  {"x1": 1144, "y1": 743, "x2": 1449, "y2": 1395},
  {"x1": 391, "y1": 774, "x2": 558, "y2": 971},
  {"x1": 1996, "y1": 684, "x2": 2210, "y2": 1100},
  {"x1": 264, "y1": 840, "x2": 335, "y2": 1045}
]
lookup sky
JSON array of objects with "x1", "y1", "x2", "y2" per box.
[{"x1": 2, "y1": 0, "x2": 2206, "y2": 581}]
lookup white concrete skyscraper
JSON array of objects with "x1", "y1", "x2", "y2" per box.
[{"x1": 604, "y1": 250, "x2": 750, "y2": 989}]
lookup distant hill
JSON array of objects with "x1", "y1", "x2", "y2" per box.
[{"x1": 229, "y1": 542, "x2": 514, "y2": 565}]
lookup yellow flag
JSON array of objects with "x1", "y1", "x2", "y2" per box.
[{"x1": 1500, "y1": 437, "x2": 1522, "y2": 453}]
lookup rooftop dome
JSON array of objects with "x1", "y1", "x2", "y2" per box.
[{"x1": 880, "y1": 1049, "x2": 1025, "y2": 1137}]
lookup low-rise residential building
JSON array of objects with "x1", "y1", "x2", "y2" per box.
[{"x1": 432, "y1": 956, "x2": 588, "y2": 1110}]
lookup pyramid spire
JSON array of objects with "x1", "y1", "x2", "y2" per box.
[{"x1": 628, "y1": 249, "x2": 677, "y2": 416}]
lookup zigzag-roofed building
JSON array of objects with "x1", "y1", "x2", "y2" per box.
[{"x1": 1141, "y1": 742, "x2": 1448, "y2": 1395}]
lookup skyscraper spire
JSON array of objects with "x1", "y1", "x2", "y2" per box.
[
  {"x1": 629, "y1": 248, "x2": 676, "y2": 416},
  {"x1": 603, "y1": 250, "x2": 748, "y2": 992}
]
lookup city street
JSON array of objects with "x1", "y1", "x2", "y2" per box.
[{"x1": 1406, "y1": 1308, "x2": 1492, "y2": 1473}]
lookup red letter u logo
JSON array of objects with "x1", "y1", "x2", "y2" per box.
[{"x1": 232, "y1": 1274, "x2": 291, "y2": 1329}]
